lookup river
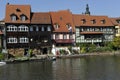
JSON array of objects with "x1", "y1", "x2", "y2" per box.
[{"x1": 0, "y1": 56, "x2": 120, "y2": 80}]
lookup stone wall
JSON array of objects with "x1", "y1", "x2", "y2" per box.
[{"x1": 8, "y1": 48, "x2": 24, "y2": 57}]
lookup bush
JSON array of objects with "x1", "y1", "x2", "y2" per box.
[{"x1": 0, "y1": 53, "x2": 4, "y2": 60}]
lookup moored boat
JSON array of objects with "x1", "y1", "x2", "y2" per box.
[{"x1": 0, "y1": 61, "x2": 6, "y2": 66}]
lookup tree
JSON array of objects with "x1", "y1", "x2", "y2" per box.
[{"x1": 112, "y1": 36, "x2": 120, "y2": 50}]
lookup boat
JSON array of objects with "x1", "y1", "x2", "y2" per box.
[{"x1": 0, "y1": 61, "x2": 6, "y2": 66}]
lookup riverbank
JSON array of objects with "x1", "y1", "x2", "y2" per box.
[
  {"x1": 48, "y1": 51, "x2": 120, "y2": 58},
  {"x1": 2, "y1": 51, "x2": 120, "y2": 64}
]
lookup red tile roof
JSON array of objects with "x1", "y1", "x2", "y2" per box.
[
  {"x1": 50, "y1": 10, "x2": 75, "y2": 32},
  {"x1": 31, "y1": 12, "x2": 51, "y2": 24},
  {"x1": 73, "y1": 14, "x2": 114, "y2": 27},
  {"x1": 5, "y1": 4, "x2": 31, "y2": 23}
]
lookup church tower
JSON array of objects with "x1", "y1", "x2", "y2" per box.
[{"x1": 85, "y1": 4, "x2": 90, "y2": 15}]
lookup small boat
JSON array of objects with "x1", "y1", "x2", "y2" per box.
[
  {"x1": 0, "y1": 61, "x2": 6, "y2": 66},
  {"x1": 51, "y1": 57, "x2": 56, "y2": 61}
]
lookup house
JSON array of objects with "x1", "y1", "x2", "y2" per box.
[
  {"x1": 30, "y1": 12, "x2": 52, "y2": 54},
  {"x1": 50, "y1": 10, "x2": 75, "y2": 46},
  {"x1": 73, "y1": 4, "x2": 115, "y2": 46},
  {"x1": 110, "y1": 18, "x2": 120, "y2": 37},
  {"x1": 0, "y1": 20, "x2": 4, "y2": 49},
  {"x1": 5, "y1": 3, "x2": 53, "y2": 55}
]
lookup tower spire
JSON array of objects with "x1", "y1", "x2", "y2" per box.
[{"x1": 85, "y1": 4, "x2": 90, "y2": 15}]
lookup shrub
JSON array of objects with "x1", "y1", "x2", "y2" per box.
[{"x1": 0, "y1": 53, "x2": 4, "y2": 60}]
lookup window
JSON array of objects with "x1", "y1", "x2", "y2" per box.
[
  {"x1": 55, "y1": 34, "x2": 59, "y2": 39},
  {"x1": 91, "y1": 19, "x2": 96, "y2": 24},
  {"x1": 66, "y1": 23, "x2": 71, "y2": 29},
  {"x1": 19, "y1": 37, "x2": 29, "y2": 43},
  {"x1": 69, "y1": 34, "x2": 73, "y2": 39},
  {"x1": 11, "y1": 15, "x2": 17, "y2": 21},
  {"x1": 18, "y1": 25, "x2": 28, "y2": 32},
  {"x1": 21, "y1": 16, "x2": 26, "y2": 21},
  {"x1": 7, "y1": 25, "x2": 17, "y2": 32},
  {"x1": 30, "y1": 26, "x2": 33, "y2": 31},
  {"x1": 101, "y1": 19, "x2": 106, "y2": 24},
  {"x1": 81, "y1": 19, "x2": 86, "y2": 24},
  {"x1": 47, "y1": 26, "x2": 51, "y2": 31},
  {"x1": 63, "y1": 34, "x2": 67, "y2": 39},
  {"x1": 42, "y1": 26, "x2": 44, "y2": 31},
  {"x1": 7, "y1": 37, "x2": 17, "y2": 43},
  {"x1": 54, "y1": 23, "x2": 59, "y2": 29},
  {"x1": 116, "y1": 20, "x2": 120, "y2": 23},
  {"x1": 20, "y1": 14, "x2": 27, "y2": 21}
]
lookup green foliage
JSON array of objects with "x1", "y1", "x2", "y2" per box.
[
  {"x1": 112, "y1": 37, "x2": 120, "y2": 50},
  {"x1": 80, "y1": 47, "x2": 86, "y2": 53},
  {"x1": 0, "y1": 53, "x2": 4, "y2": 60}
]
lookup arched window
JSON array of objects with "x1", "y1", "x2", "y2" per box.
[
  {"x1": 19, "y1": 37, "x2": 29, "y2": 43},
  {"x1": 7, "y1": 37, "x2": 17, "y2": 43},
  {"x1": 18, "y1": 25, "x2": 28, "y2": 32},
  {"x1": 10, "y1": 13, "x2": 17, "y2": 21},
  {"x1": 7, "y1": 25, "x2": 17, "y2": 32},
  {"x1": 20, "y1": 14, "x2": 27, "y2": 21}
]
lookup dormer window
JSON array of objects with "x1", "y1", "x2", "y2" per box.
[
  {"x1": 116, "y1": 19, "x2": 120, "y2": 23},
  {"x1": 54, "y1": 23, "x2": 59, "y2": 29},
  {"x1": 81, "y1": 19, "x2": 86, "y2": 24},
  {"x1": 20, "y1": 14, "x2": 27, "y2": 21},
  {"x1": 66, "y1": 23, "x2": 71, "y2": 29},
  {"x1": 91, "y1": 19, "x2": 96, "y2": 24},
  {"x1": 10, "y1": 13, "x2": 17, "y2": 21},
  {"x1": 101, "y1": 19, "x2": 106, "y2": 24}
]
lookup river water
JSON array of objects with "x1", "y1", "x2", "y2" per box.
[{"x1": 0, "y1": 56, "x2": 120, "y2": 80}]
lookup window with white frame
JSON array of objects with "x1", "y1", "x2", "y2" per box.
[
  {"x1": 11, "y1": 15, "x2": 17, "y2": 21},
  {"x1": 54, "y1": 23, "x2": 59, "y2": 29},
  {"x1": 7, "y1": 25, "x2": 17, "y2": 32},
  {"x1": 47, "y1": 26, "x2": 51, "y2": 31},
  {"x1": 21, "y1": 15, "x2": 26, "y2": 21},
  {"x1": 18, "y1": 25, "x2": 28, "y2": 32},
  {"x1": 69, "y1": 34, "x2": 73, "y2": 39},
  {"x1": 19, "y1": 37, "x2": 29, "y2": 43},
  {"x1": 55, "y1": 34, "x2": 59, "y2": 39},
  {"x1": 7, "y1": 37, "x2": 17, "y2": 43},
  {"x1": 42, "y1": 26, "x2": 44, "y2": 31},
  {"x1": 63, "y1": 34, "x2": 67, "y2": 39},
  {"x1": 30, "y1": 26, "x2": 33, "y2": 31}
]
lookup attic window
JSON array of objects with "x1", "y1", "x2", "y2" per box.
[
  {"x1": 91, "y1": 19, "x2": 96, "y2": 24},
  {"x1": 81, "y1": 19, "x2": 86, "y2": 24},
  {"x1": 54, "y1": 23, "x2": 59, "y2": 29},
  {"x1": 116, "y1": 20, "x2": 120, "y2": 23},
  {"x1": 20, "y1": 14, "x2": 27, "y2": 21},
  {"x1": 101, "y1": 19, "x2": 106, "y2": 24},
  {"x1": 16, "y1": 8, "x2": 21, "y2": 12},
  {"x1": 10, "y1": 14, "x2": 17, "y2": 21},
  {"x1": 66, "y1": 23, "x2": 71, "y2": 29}
]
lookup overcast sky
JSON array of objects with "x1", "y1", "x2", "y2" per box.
[{"x1": 0, "y1": 0, "x2": 120, "y2": 20}]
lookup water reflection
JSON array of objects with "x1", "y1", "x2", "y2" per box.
[{"x1": 0, "y1": 56, "x2": 120, "y2": 80}]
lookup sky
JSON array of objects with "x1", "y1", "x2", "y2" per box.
[{"x1": 0, "y1": 0, "x2": 120, "y2": 20}]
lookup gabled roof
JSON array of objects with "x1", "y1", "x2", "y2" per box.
[
  {"x1": 73, "y1": 14, "x2": 114, "y2": 27},
  {"x1": 31, "y1": 12, "x2": 51, "y2": 24},
  {"x1": 5, "y1": 4, "x2": 31, "y2": 23},
  {"x1": 50, "y1": 10, "x2": 75, "y2": 32}
]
